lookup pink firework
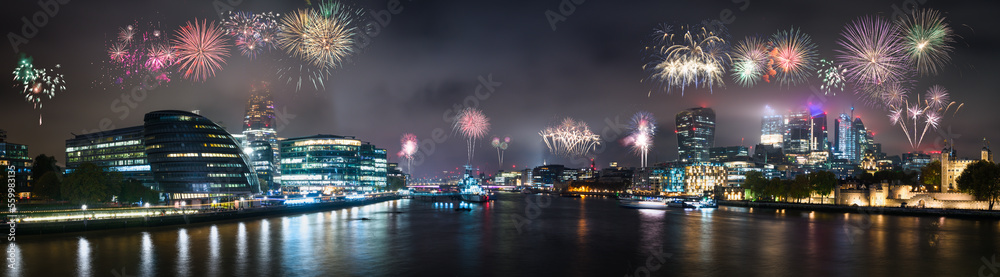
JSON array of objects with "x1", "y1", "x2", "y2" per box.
[
  {"x1": 398, "y1": 133, "x2": 418, "y2": 173},
  {"x1": 628, "y1": 111, "x2": 656, "y2": 167},
  {"x1": 108, "y1": 43, "x2": 128, "y2": 62},
  {"x1": 454, "y1": 108, "x2": 490, "y2": 140},
  {"x1": 172, "y1": 19, "x2": 230, "y2": 82},
  {"x1": 145, "y1": 44, "x2": 175, "y2": 72},
  {"x1": 453, "y1": 108, "x2": 490, "y2": 164}
]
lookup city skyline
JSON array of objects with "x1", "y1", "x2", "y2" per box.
[{"x1": 2, "y1": 0, "x2": 999, "y2": 178}]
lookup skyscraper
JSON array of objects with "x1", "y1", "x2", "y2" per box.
[
  {"x1": 852, "y1": 117, "x2": 869, "y2": 163},
  {"x1": 760, "y1": 106, "x2": 784, "y2": 147},
  {"x1": 676, "y1": 107, "x2": 715, "y2": 162},
  {"x1": 810, "y1": 111, "x2": 829, "y2": 153},
  {"x1": 242, "y1": 81, "x2": 280, "y2": 190},
  {"x1": 834, "y1": 113, "x2": 856, "y2": 161},
  {"x1": 784, "y1": 109, "x2": 810, "y2": 155}
]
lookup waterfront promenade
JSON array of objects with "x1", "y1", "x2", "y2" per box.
[{"x1": 6, "y1": 195, "x2": 401, "y2": 235}]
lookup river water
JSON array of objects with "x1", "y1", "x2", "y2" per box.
[{"x1": 5, "y1": 193, "x2": 1000, "y2": 276}]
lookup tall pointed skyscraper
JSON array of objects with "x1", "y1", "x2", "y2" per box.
[{"x1": 243, "y1": 81, "x2": 280, "y2": 191}]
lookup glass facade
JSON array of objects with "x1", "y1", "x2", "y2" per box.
[
  {"x1": 1, "y1": 130, "x2": 32, "y2": 196},
  {"x1": 676, "y1": 107, "x2": 716, "y2": 162},
  {"x1": 280, "y1": 135, "x2": 387, "y2": 193},
  {"x1": 248, "y1": 141, "x2": 277, "y2": 191},
  {"x1": 144, "y1": 110, "x2": 261, "y2": 198},
  {"x1": 242, "y1": 82, "x2": 280, "y2": 189},
  {"x1": 64, "y1": 111, "x2": 261, "y2": 201},
  {"x1": 65, "y1": 126, "x2": 154, "y2": 188}
]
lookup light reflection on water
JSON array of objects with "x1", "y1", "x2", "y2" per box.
[
  {"x1": 76, "y1": 238, "x2": 90, "y2": 277},
  {"x1": 6, "y1": 197, "x2": 1000, "y2": 276}
]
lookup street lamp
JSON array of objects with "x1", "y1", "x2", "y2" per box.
[{"x1": 81, "y1": 204, "x2": 87, "y2": 211}]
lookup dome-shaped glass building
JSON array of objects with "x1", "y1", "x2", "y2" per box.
[{"x1": 144, "y1": 110, "x2": 261, "y2": 199}]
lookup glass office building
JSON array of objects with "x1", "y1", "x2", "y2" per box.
[
  {"x1": 66, "y1": 126, "x2": 154, "y2": 188},
  {"x1": 279, "y1": 135, "x2": 388, "y2": 193},
  {"x1": 66, "y1": 110, "x2": 261, "y2": 202}
]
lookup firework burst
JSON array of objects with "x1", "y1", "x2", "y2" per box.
[
  {"x1": 454, "y1": 108, "x2": 491, "y2": 164},
  {"x1": 897, "y1": 9, "x2": 955, "y2": 76},
  {"x1": 643, "y1": 23, "x2": 731, "y2": 95},
  {"x1": 924, "y1": 84, "x2": 950, "y2": 109},
  {"x1": 817, "y1": 59, "x2": 846, "y2": 95},
  {"x1": 491, "y1": 137, "x2": 510, "y2": 168},
  {"x1": 625, "y1": 111, "x2": 656, "y2": 167},
  {"x1": 118, "y1": 25, "x2": 136, "y2": 44},
  {"x1": 12, "y1": 55, "x2": 64, "y2": 125},
  {"x1": 730, "y1": 36, "x2": 768, "y2": 87},
  {"x1": 398, "y1": 133, "x2": 418, "y2": 173},
  {"x1": 100, "y1": 21, "x2": 174, "y2": 89},
  {"x1": 836, "y1": 16, "x2": 910, "y2": 87},
  {"x1": 540, "y1": 118, "x2": 601, "y2": 158},
  {"x1": 768, "y1": 27, "x2": 818, "y2": 86},
  {"x1": 303, "y1": 1, "x2": 360, "y2": 68},
  {"x1": 172, "y1": 19, "x2": 230, "y2": 82},
  {"x1": 145, "y1": 44, "x2": 175, "y2": 72},
  {"x1": 887, "y1": 85, "x2": 961, "y2": 150},
  {"x1": 223, "y1": 11, "x2": 279, "y2": 59}
]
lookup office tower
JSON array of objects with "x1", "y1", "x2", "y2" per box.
[
  {"x1": 676, "y1": 107, "x2": 716, "y2": 162},
  {"x1": 834, "y1": 113, "x2": 855, "y2": 161},
  {"x1": 760, "y1": 106, "x2": 784, "y2": 148},
  {"x1": 810, "y1": 111, "x2": 829, "y2": 152},
  {"x1": 853, "y1": 117, "x2": 868, "y2": 163},
  {"x1": 783, "y1": 109, "x2": 810, "y2": 154},
  {"x1": 242, "y1": 82, "x2": 280, "y2": 189},
  {"x1": 67, "y1": 110, "x2": 262, "y2": 203},
  {"x1": 279, "y1": 135, "x2": 388, "y2": 193}
]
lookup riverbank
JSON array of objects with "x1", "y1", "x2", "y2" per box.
[
  {"x1": 719, "y1": 200, "x2": 1000, "y2": 219},
  {"x1": 11, "y1": 196, "x2": 401, "y2": 236}
]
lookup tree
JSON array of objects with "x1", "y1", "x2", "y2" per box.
[
  {"x1": 921, "y1": 160, "x2": 942, "y2": 191},
  {"x1": 29, "y1": 154, "x2": 60, "y2": 197},
  {"x1": 258, "y1": 178, "x2": 269, "y2": 195},
  {"x1": 810, "y1": 171, "x2": 838, "y2": 204},
  {"x1": 387, "y1": 176, "x2": 407, "y2": 191},
  {"x1": 956, "y1": 160, "x2": 1000, "y2": 210},
  {"x1": 32, "y1": 171, "x2": 61, "y2": 200},
  {"x1": 118, "y1": 179, "x2": 161, "y2": 204},
  {"x1": 61, "y1": 163, "x2": 121, "y2": 205},
  {"x1": 768, "y1": 178, "x2": 787, "y2": 202},
  {"x1": 743, "y1": 171, "x2": 768, "y2": 201},
  {"x1": 789, "y1": 175, "x2": 812, "y2": 203},
  {"x1": 30, "y1": 154, "x2": 59, "y2": 183}
]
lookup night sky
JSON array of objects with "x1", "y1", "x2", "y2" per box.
[{"x1": 2, "y1": 0, "x2": 998, "y2": 178}]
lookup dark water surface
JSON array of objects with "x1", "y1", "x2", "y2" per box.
[{"x1": 6, "y1": 193, "x2": 1000, "y2": 276}]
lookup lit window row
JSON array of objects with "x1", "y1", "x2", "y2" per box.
[{"x1": 166, "y1": 153, "x2": 239, "y2": 158}]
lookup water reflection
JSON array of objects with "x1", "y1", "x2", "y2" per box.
[
  {"x1": 236, "y1": 222, "x2": 247, "y2": 276},
  {"x1": 139, "y1": 232, "x2": 154, "y2": 277},
  {"x1": 10, "y1": 194, "x2": 1000, "y2": 276},
  {"x1": 207, "y1": 225, "x2": 219, "y2": 277},
  {"x1": 76, "y1": 237, "x2": 91, "y2": 277},
  {"x1": 176, "y1": 229, "x2": 189, "y2": 276},
  {"x1": 257, "y1": 219, "x2": 270, "y2": 274}
]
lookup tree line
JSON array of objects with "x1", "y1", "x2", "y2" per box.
[{"x1": 29, "y1": 155, "x2": 161, "y2": 205}]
